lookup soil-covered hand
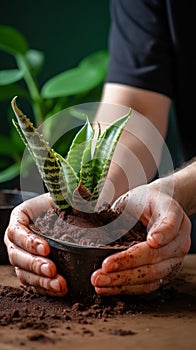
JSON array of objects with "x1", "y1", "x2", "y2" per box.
[
  {"x1": 91, "y1": 183, "x2": 191, "y2": 295},
  {"x1": 4, "y1": 193, "x2": 68, "y2": 297}
]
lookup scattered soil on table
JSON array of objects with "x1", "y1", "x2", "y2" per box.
[{"x1": 0, "y1": 274, "x2": 195, "y2": 332}]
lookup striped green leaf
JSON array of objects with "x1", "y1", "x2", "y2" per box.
[
  {"x1": 54, "y1": 152, "x2": 79, "y2": 206},
  {"x1": 66, "y1": 117, "x2": 94, "y2": 175},
  {"x1": 79, "y1": 121, "x2": 101, "y2": 194},
  {"x1": 91, "y1": 110, "x2": 132, "y2": 200},
  {"x1": 11, "y1": 96, "x2": 74, "y2": 209},
  {"x1": 11, "y1": 96, "x2": 132, "y2": 211}
]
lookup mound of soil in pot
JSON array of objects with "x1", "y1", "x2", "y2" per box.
[{"x1": 31, "y1": 203, "x2": 147, "y2": 247}]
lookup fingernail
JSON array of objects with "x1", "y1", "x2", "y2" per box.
[
  {"x1": 50, "y1": 279, "x2": 60, "y2": 291},
  {"x1": 36, "y1": 243, "x2": 45, "y2": 255},
  {"x1": 150, "y1": 232, "x2": 163, "y2": 245},
  {"x1": 103, "y1": 259, "x2": 119, "y2": 272},
  {"x1": 41, "y1": 263, "x2": 50, "y2": 276},
  {"x1": 96, "y1": 274, "x2": 111, "y2": 286}
]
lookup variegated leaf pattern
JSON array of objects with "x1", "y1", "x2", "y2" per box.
[
  {"x1": 55, "y1": 152, "x2": 79, "y2": 206},
  {"x1": 66, "y1": 117, "x2": 94, "y2": 175},
  {"x1": 79, "y1": 121, "x2": 101, "y2": 194},
  {"x1": 91, "y1": 110, "x2": 132, "y2": 200},
  {"x1": 12, "y1": 96, "x2": 132, "y2": 212},
  {"x1": 11, "y1": 96, "x2": 74, "y2": 209}
]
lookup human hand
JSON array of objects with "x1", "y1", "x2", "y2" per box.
[
  {"x1": 91, "y1": 183, "x2": 191, "y2": 295},
  {"x1": 4, "y1": 193, "x2": 67, "y2": 297}
]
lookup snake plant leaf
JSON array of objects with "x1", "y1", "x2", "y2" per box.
[
  {"x1": 91, "y1": 109, "x2": 132, "y2": 200},
  {"x1": 11, "y1": 96, "x2": 75, "y2": 209},
  {"x1": 79, "y1": 121, "x2": 101, "y2": 193},
  {"x1": 66, "y1": 116, "x2": 94, "y2": 175},
  {"x1": 54, "y1": 152, "x2": 79, "y2": 207}
]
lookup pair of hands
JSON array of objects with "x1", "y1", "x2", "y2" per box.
[{"x1": 4, "y1": 183, "x2": 191, "y2": 297}]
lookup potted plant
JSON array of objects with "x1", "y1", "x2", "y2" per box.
[
  {"x1": 0, "y1": 25, "x2": 109, "y2": 269},
  {"x1": 0, "y1": 25, "x2": 108, "y2": 186},
  {"x1": 11, "y1": 97, "x2": 147, "y2": 303}
]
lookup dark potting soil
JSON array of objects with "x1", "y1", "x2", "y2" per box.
[
  {"x1": 0, "y1": 275, "x2": 195, "y2": 330},
  {"x1": 31, "y1": 204, "x2": 147, "y2": 247}
]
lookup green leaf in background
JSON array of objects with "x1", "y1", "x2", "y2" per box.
[
  {"x1": 0, "y1": 25, "x2": 108, "y2": 185},
  {"x1": 79, "y1": 50, "x2": 109, "y2": 74},
  {"x1": 0, "y1": 85, "x2": 29, "y2": 102},
  {"x1": 10, "y1": 127, "x2": 26, "y2": 153},
  {"x1": 0, "y1": 163, "x2": 21, "y2": 183},
  {"x1": 0, "y1": 131, "x2": 24, "y2": 163},
  {"x1": 25, "y1": 49, "x2": 45, "y2": 75},
  {"x1": 41, "y1": 65, "x2": 105, "y2": 99},
  {"x1": 0, "y1": 25, "x2": 28, "y2": 55},
  {"x1": 0, "y1": 69, "x2": 24, "y2": 85}
]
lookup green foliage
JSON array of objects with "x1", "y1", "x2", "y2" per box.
[
  {"x1": 12, "y1": 97, "x2": 131, "y2": 210},
  {"x1": 0, "y1": 25, "x2": 109, "y2": 184}
]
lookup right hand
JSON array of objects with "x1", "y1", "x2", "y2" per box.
[
  {"x1": 91, "y1": 183, "x2": 191, "y2": 296},
  {"x1": 4, "y1": 193, "x2": 68, "y2": 297}
]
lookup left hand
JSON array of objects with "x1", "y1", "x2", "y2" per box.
[
  {"x1": 4, "y1": 193, "x2": 68, "y2": 297},
  {"x1": 91, "y1": 184, "x2": 191, "y2": 295}
]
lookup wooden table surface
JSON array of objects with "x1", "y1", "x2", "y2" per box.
[{"x1": 0, "y1": 255, "x2": 196, "y2": 350}]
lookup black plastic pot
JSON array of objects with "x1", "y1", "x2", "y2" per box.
[
  {"x1": 30, "y1": 226, "x2": 126, "y2": 304},
  {"x1": 0, "y1": 189, "x2": 39, "y2": 264}
]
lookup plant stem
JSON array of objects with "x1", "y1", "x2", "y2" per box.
[{"x1": 16, "y1": 54, "x2": 44, "y2": 125}]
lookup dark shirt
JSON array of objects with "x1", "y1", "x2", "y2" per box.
[
  {"x1": 106, "y1": 0, "x2": 196, "y2": 253},
  {"x1": 106, "y1": 0, "x2": 195, "y2": 162}
]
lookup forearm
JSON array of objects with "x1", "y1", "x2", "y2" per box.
[
  {"x1": 96, "y1": 83, "x2": 171, "y2": 200},
  {"x1": 172, "y1": 159, "x2": 196, "y2": 216},
  {"x1": 153, "y1": 159, "x2": 196, "y2": 217}
]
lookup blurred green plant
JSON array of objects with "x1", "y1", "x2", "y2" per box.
[{"x1": 0, "y1": 25, "x2": 108, "y2": 184}]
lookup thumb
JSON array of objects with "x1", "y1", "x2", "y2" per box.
[{"x1": 147, "y1": 201, "x2": 183, "y2": 248}]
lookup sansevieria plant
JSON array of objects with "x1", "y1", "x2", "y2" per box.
[{"x1": 11, "y1": 96, "x2": 131, "y2": 213}]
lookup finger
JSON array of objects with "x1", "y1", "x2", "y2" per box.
[
  {"x1": 14, "y1": 193, "x2": 53, "y2": 222},
  {"x1": 5, "y1": 224, "x2": 50, "y2": 256},
  {"x1": 15, "y1": 268, "x2": 68, "y2": 297},
  {"x1": 94, "y1": 281, "x2": 160, "y2": 296},
  {"x1": 91, "y1": 257, "x2": 182, "y2": 288},
  {"x1": 147, "y1": 203, "x2": 191, "y2": 248},
  {"x1": 7, "y1": 242, "x2": 56, "y2": 277},
  {"x1": 101, "y1": 225, "x2": 190, "y2": 274},
  {"x1": 5, "y1": 195, "x2": 52, "y2": 256},
  {"x1": 101, "y1": 242, "x2": 158, "y2": 273}
]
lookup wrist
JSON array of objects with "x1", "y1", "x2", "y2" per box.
[
  {"x1": 172, "y1": 160, "x2": 196, "y2": 216},
  {"x1": 152, "y1": 159, "x2": 196, "y2": 217}
]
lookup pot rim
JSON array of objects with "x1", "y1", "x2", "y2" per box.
[{"x1": 30, "y1": 225, "x2": 127, "y2": 254}]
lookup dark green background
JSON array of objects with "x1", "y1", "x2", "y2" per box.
[
  {"x1": 0, "y1": 0, "x2": 111, "y2": 188},
  {"x1": 0, "y1": 0, "x2": 110, "y2": 84}
]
